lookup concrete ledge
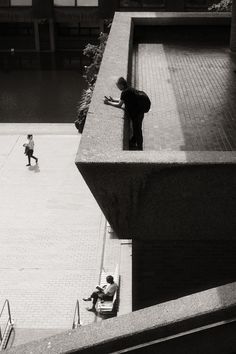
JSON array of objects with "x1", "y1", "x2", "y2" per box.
[{"x1": 6, "y1": 282, "x2": 236, "y2": 353}]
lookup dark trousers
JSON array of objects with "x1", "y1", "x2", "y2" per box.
[
  {"x1": 130, "y1": 112, "x2": 144, "y2": 150},
  {"x1": 91, "y1": 291, "x2": 113, "y2": 306},
  {"x1": 27, "y1": 149, "x2": 37, "y2": 164}
]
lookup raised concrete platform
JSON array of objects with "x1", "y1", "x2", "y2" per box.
[
  {"x1": 76, "y1": 12, "x2": 236, "y2": 308},
  {"x1": 76, "y1": 11, "x2": 236, "y2": 239}
]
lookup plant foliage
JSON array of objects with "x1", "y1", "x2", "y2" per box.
[
  {"x1": 75, "y1": 32, "x2": 109, "y2": 133},
  {"x1": 209, "y1": 0, "x2": 232, "y2": 11}
]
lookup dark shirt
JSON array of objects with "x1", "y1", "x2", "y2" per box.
[{"x1": 121, "y1": 87, "x2": 141, "y2": 117}]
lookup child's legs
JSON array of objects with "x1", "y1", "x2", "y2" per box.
[
  {"x1": 28, "y1": 150, "x2": 33, "y2": 164},
  {"x1": 29, "y1": 150, "x2": 37, "y2": 161}
]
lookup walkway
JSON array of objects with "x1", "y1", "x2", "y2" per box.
[
  {"x1": 134, "y1": 28, "x2": 236, "y2": 151},
  {"x1": 0, "y1": 125, "x2": 104, "y2": 345}
]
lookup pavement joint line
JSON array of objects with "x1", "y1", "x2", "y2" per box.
[{"x1": 0, "y1": 135, "x2": 20, "y2": 173}]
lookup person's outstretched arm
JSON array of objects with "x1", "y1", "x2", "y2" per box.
[
  {"x1": 108, "y1": 96, "x2": 119, "y2": 103},
  {"x1": 104, "y1": 96, "x2": 124, "y2": 108}
]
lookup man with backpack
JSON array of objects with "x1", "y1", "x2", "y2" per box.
[{"x1": 104, "y1": 77, "x2": 151, "y2": 151}]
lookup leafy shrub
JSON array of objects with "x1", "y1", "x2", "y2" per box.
[
  {"x1": 209, "y1": 0, "x2": 232, "y2": 11},
  {"x1": 75, "y1": 32, "x2": 109, "y2": 133}
]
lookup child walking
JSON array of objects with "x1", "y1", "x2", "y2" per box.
[{"x1": 23, "y1": 134, "x2": 38, "y2": 166}]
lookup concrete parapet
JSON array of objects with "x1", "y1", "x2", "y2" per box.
[{"x1": 6, "y1": 282, "x2": 236, "y2": 353}]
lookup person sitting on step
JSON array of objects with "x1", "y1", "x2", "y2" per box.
[{"x1": 83, "y1": 275, "x2": 118, "y2": 312}]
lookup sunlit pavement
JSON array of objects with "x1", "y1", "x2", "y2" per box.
[{"x1": 0, "y1": 125, "x2": 104, "y2": 344}]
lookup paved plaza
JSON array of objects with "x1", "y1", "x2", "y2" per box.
[{"x1": 0, "y1": 125, "x2": 105, "y2": 345}]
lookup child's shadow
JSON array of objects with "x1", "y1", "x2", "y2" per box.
[{"x1": 29, "y1": 164, "x2": 40, "y2": 173}]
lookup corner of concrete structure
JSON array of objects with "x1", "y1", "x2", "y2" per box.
[{"x1": 6, "y1": 282, "x2": 236, "y2": 354}]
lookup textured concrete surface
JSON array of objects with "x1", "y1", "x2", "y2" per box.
[
  {"x1": 6, "y1": 281, "x2": 236, "y2": 354},
  {"x1": 0, "y1": 126, "x2": 105, "y2": 345},
  {"x1": 119, "y1": 240, "x2": 132, "y2": 316},
  {"x1": 100, "y1": 225, "x2": 132, "y2": 318},
  {"x1": 134, "y1": 27, "x2": 236, "y2": 151},
  {"x1": 134, "y1": 43, "x2": 185, "y2": 150}
]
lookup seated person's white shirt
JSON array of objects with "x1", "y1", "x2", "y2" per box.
[{"x1": 104, "y1": 282, "x2": 118, "y2": 297}]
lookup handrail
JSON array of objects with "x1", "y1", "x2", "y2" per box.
[
  {"x1": 0, "y1": 299, "x2": 14, "y2": 349},
  {"x1": 72, "y1": 300, "x2": 81, "y2": 329}
]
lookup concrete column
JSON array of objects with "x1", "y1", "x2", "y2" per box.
[
  {"x1": 49, "y1": 19, "x2": 55, "y2": 52},
  {"x1": 230, "y1": 0, "x2": 236, "y2": 52},
  {"x1": 33, "y1": 20, "x2": 40, "y2": 52}
]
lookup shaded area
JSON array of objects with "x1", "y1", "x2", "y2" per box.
[
  {"x1": 132, "y1": 164, "x2": 236, "y2": 309},
  {"x1": 0, "y1": 52, "x2": 87, "y2": 123},
  {"x1": 133, "y1": 239, "x2": 236, "y2": 310},
  {"x1": 134, "y1": 25, "x2": 231, "y2": 45}
]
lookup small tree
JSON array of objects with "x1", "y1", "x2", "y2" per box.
[
  {"x1": 75, "y1": 32, "x2": 109, "y2": 133},
  {"x1": 209, "y1": 0, "x2": 232, "y2": 11}
]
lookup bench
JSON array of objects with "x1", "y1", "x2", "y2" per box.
[{"x1": 97, "y1": 265, "x2": 119, "y2": 315}]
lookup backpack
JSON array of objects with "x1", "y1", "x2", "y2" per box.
[{"x1": 135, "y1": 90, "x2": 151, "y2": 113}]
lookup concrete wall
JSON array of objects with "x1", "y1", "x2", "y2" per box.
[
  {"x1": 76, "y1": 12, "x2": 235, "y2": 309},
  {"x1": 133, "y1": 239, "x2": 236, "y2": 309},
  {"x1": 79, "y1": 161, "x2": 236, "y2": 240},
  {"x1": 230, "y1": 0, "x2": 236, "y2": 51},
  {"x1": 6, "y1": 282, "x2": 236, "y2": 353}
]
